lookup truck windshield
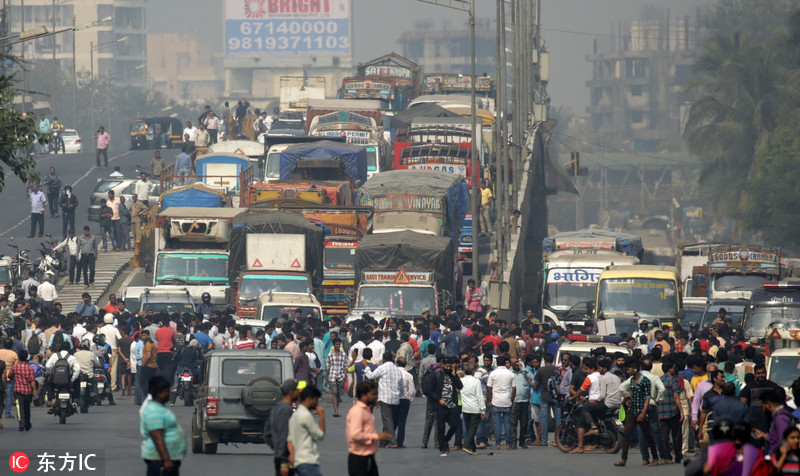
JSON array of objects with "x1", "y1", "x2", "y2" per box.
[
  {"x1": 767, "y1": 356, "x2": 800, "y2": 388},
  {"x1": 543, "y1": 269, "x2": 600, "y2": 311},
  {"x1": 597, "y1": 278, "x2": 678, "y2": 318},
  {"x1": 0, "y1": 267, "x2": 11, "y2": 285},
  {"x1": 744, "y1": 306, "x2": 800, "y2": 339},
  {"x1": 238, "y1": 274, "x2": 312, "y2": 305},
  {"x1": 260, "y1": 305, "x2": 322, "y2": 321},
  {"x1": 713, "y1": 274, "x2": 770, "y2": 292},
  {"x1": 155, "y1": 254, "x2": 228, "y2": 285},
  {"x1": 141, "y1": 302, "x2": 195, "y2": 314},
  {"x1": 357, "y1": 286, "x2": 435, "y2": 314},
  {"x1": 325, "y1": 247, "x2": 355, "y2": 270},
  {"x1": 266, "y1": 152, "x2": 281, "y2": 179}
]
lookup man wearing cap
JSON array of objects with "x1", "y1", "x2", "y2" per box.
[
  {"x1": 632, "y1": 319, "x2": 649, "y2": 343},
  {"x1": 269, "y1": 379, "x2": 304, "y2": 476}
]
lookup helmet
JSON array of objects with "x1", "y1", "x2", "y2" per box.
[
  {"x1": 103, "y1": 313, "x2": 114, "y2": 324},
  {"x1": 93, "y1": 334, "x2": 106, "y2": 346},
  {"x1": 201, "y1": 292, "x2": 211, "y2": 301},
  {"x1": 78, "y1": 340, "x2": 90, "y2": 351}
]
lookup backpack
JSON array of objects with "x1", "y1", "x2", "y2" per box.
[
  {"x1": 51, "y1": 352, "x2": 72, "y2": 386},
  {"x1": 547, "y1": 369, "x2": 561, "y2": 400},
  {"x1": 421, "y1": 368, "x2": 438, "y2": 398},
  {"x1": 26, "y1": 330, "x2": 41, "y2": 356}
]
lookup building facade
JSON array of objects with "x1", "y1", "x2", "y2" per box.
[
  {"x1": 148, "y1": 33, "x2": 224, "y2": 104},
  {"x1": 2, "y1": 0, "x2": 146, "y2": 88},
  {"x1": 397, "y1": 19, "x2": 497, "y2": 78},
  {"x1": 586, "y1": 17, "x2": 698, "y2": 151}
]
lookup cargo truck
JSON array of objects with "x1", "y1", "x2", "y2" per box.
[
  {"x1": 695, "y1": 245, "x2": 781, "y2": 301},
  {"x1": 228, "y1": 211, "x2": 325, "y2": 319},
  {"x1": 349, "y1": 230, "x2": 454, "y2": 322},
  {"x1": 153, "y1": 207, "x2": 246, "y2": 305}
]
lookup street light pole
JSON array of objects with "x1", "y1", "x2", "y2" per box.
[
  {"x1": 72, "y1": 15, "x2": 76, "y2": 128},
  {"x1": 51, "y1": 0, "x2": 56, "y2": 115},
  {"x1": 417, "y1": 0, "x2": 480, "y2": 288},
  {"x1": 90, "y1": 40, "x2": 94, "y2": 146}
]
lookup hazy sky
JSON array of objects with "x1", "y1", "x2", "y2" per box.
[{"x1": 148, "y1": 0, "x2": 712, "y2": 111}]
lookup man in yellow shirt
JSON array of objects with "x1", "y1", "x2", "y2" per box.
[{"x1": 480, "y1": 183, "x2": 493, "y2": 236}]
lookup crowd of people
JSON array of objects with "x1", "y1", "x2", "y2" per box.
[{"x1": 4, "y1": 295, "x2": 800, "y2": 475}]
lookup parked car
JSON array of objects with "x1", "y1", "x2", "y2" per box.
[
  {"x1": 62, "y1": 129, "x2": 82, "y2": 154},
  {"x1": 192, "y1": 349, "x2": 293, "y2": 454},
  {"x1": 87, "y1": 176, "x2": 160, "y2": 222}
]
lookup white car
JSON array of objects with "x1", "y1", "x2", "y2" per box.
[{"x1": 61, "y1": 129, "x2": 82, "y2": 154}]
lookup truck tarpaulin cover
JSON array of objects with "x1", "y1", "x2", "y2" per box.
[
  {"x1": 542, "y1": 228, "x2": 644, "y2": 258},
  {"x1": 354, "y1": 230, "x2": 454, "y2": 291},
  {"x1": 279, "y1": 140, "x2": 368, "y2": 185},
  {"x1": 160, "y1": 183, "x2": 225, "y2": 210},
  {"x1": 390, "y1": 103, "x2": 460, "y2": 131},
  {"x1": 229, "y1": 211, "x2": 325, "y2": 285},
  {"x1": 358, "y1": 170, "x2": 467, "y2": 236}
]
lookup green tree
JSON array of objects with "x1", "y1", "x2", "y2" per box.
[
  {"x1": 682, "y1": 32, "x2": 799, "y2": 214},
  {"x1": 740, "y1": 111, "x2": 800, "y2": 251},
  {"x1": 700, "y1": 0, "x2": 800, "y2": 45},
  {"x1": 0, "y1": 70, "x2": 45, "y2": 191}
]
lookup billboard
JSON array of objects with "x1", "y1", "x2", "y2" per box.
[{"x1": 225, "y1": 0, "x2": 350, "y2": 56}]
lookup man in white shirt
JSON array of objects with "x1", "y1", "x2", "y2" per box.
[
  {"x1": 27, "y1": 183, "x2": 47, "y2": 238},
  {"x1": 487, "y1": 355, "x2": 516, "y2": 448},
  {"x1": 38, "y1": 277, "x2": 58, "y2": 310},
  {"x1": 134, "y1": 172, "x2": 152, "y2": 202},
  {"x1": 21, "y1": 272, "x2": 39, "y2": 300},
  {"x1": 366, "y1": 331, "x2": 385, "y2": 365},
  {"x1": 363, "y1": 351, "x2": 404, "y2": 447},
  {"x1": 98, "y1": 314, "x2": 122, "y2": 391},
  {"x1": 395, "y1": 357, "x2": 415, "y2": 447},
  {"x1": 460, "y1": 364, "x2": 487, "y2": 454},
  {"x1": 183, "y1": 121, "x2": 197, "y2": 142},
  {"x1": 54, "y1": 229, "x2": 80, "y2": 284}
]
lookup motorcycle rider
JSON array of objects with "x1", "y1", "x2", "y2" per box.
[
  {"x1": 44, "y1": 340, "x2": 81, "y2": 411},
  {"x1": 74, "y1": 341, "x2": 100, "y2": 403},
  {"x1": 196, "y1": 292, "x2": 215, "y2": 317},
  {"x1": 169, "y1": 338, "x2": 202, "y2": 405},
  {"x1": 91, "y1": 334, "x2": 116, "y2": 405}
]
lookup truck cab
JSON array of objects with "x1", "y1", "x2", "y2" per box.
[
  {"x1": 764, "y1": 321, "x2": 800, "y2": 403},
  {"x1": 742, "y1": 280, "x2": 800, "y2": 341},
  {"x1": 706, "y1": 246, "x2": 780, "y2": 300},
  {"x1": 352, "y1": 270, "x2": 438, "y2": 321},
  {"x1": 594, "y1": 265, "x2": 682, "y2": 328},
  {"x1": 542, "y1": 251, "x2": 638, "y2": 328}
]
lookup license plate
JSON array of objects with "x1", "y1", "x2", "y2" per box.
[
  {"x1": 181, "y1": 376, "x2": 192, "y2": 382},
  {"x1": 58, "y1": 393, "x2": 70, "y2": 400},
  {"x1": 80, "y1": 382, "x2": 87, "y2": 388},
  {"x1": 97, "y1": 383, "x2": 104, "y2": 389}
]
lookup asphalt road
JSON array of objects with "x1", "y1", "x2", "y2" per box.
[
  {"x1": 0, "y1": 147, "x2": 161, "y2": 258},
  {"x1": 0, "y1": 391, "x2": 686, "y2": 476}
]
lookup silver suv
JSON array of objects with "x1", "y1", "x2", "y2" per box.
[
  {"x1": 88, "y1": 176, "x2": 161, "y2": 222},
  {"x1": 138, "y1": 288, "x2": 196, "y2": 314},
  {"x1": 191, "y1": 349, "x2": 294, "y2": 454}
]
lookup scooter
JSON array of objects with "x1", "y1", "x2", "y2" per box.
[{"x1": 92, "y1": 362, "x2": 112, "y2": 405}]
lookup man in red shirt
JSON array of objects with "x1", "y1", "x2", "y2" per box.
[
  {"x1": 9, "y1": 349, "x2": 34, "y2": 431},
  {"x1": 103, "y1": 293, "x2": 120, "y2": 315},
  {"x1": 154, "y1": 317, "x2": 176, "y2": 386},
  {"x1": 346, "y1": 381, "x2": 392, "y2": 476}
]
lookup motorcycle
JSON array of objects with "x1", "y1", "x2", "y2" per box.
[
  {"x1": 35, "y1": 239, "x2": 63, "y2": 283},
  {"x1": 555, "y1": 401, "x2": 623, "y2": 454},
  {"x1": 92, "y1": 362, "x2": 112, "y2": 405},
  {"x1": 52, "y1": 385, "x2": 76, "y2": 424},
  {"x1": 7, "y1": 239, "x2": 31, "y2": 285},
  {"x1": 78, "y1": 373, "x2": 92, "y2": 413},
  {"x1": 174, "y1": 368, "x2": 197, "y2": 406}
]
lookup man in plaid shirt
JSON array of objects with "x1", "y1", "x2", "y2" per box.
[
  {"x1": 326, "y1": 338, "x2": 347, "y2": 417},
  {"x1": 9, "y1": 349, "x2": 34, "y2": 431},
  {"x1": 658, "y1": 362, "x2": 684, "y2": 464}
]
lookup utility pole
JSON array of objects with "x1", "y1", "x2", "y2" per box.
[
  {"x1": 21, "y1": 0, "x2": 25, "y2": 111},
  {"x1": 72, "y1": 15, "x2": 75, "y2": 128},
  {"x1": 51, "y1": 0, "x2": 56, "y2": 115},
  {"x1": 495, "y1": 0, "x2": 504, "y2": 280}
]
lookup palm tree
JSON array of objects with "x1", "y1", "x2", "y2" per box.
[{"x1": 682, "y1": 32, "x2": 798, "y2": 214}]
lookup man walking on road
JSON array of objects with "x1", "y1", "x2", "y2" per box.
[
  {"x1": 347, "y1": 381, "x2": 393, "y2": 476},
  {"x1": 175, "y1": 150, "x2": 193, "y2": 186},
  {"x1": 27, "y1": 183, "x2": 46, "y2": 238},
  {"x1": 43, "y1": 167, "x2": 62, "y2": 218},
  {"x1": 77, "y1": 226, "x2": 98, "y2": 288},
  {"x1": 95, "y1": 126, "x2": 111, "y2": 168},
  {"x1": 59, "y1": 185, "x2": 78, "y2": 239},
  {"x1": 269, "y1": 379, "x2": 303, "y2": 476},
  {"x1": 151, "y1": 151, "x2": 165, "y2": 179},
  {"x1": 363, "y1": 351, "x2": 404, "y2": 448},
  {"x1": 288, "y1": 386, "x2": 325, "y2": 476}
]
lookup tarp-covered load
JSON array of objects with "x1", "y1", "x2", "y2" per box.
[
  {"x1": 390, "y1": 103, "x2": 460, "y2": 131},
  {"x1": 279, "y1": 140, "x2": 367, "y2": 185},
  {"x1": 354, "y1": 231, "x2": 454, "y2": 294},
  {"x1": 160, "y1": 183, "x2": 225, "y2": 210},
  {"x1": 359, "y1": 170, "x2": 468, "y2": 237},
  {"x1": 542, "y1": 228, "x2": 644, "y2": 259},
  {"x1": 229, "y1": 210, "x2": 325, "y2": 285}
]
